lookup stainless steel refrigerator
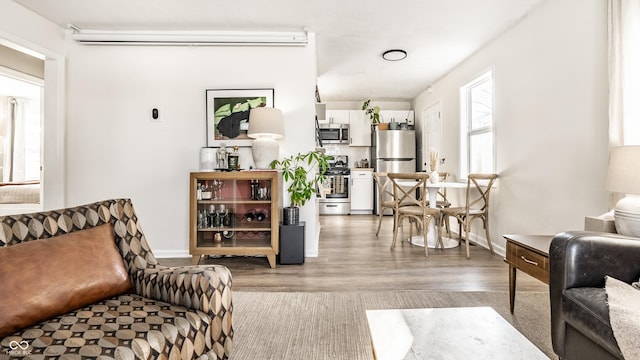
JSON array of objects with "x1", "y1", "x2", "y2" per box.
[{"x1": 371, "y1": 129, "x2": 416, "y2": 215}]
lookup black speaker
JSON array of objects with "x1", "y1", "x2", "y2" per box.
[{"x1": 278, "y1": 221, "x2": 305, "y2": 265}]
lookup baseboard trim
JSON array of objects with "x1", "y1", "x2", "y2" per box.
[
  {"x1": 350, "y1": 210, "x2": 374, "y2": 215},
  {"x1": 152, "y1": 235, "x2": 504, "y2": 259},
  {"x1": 451, "y1": 231, "x2": 506, "y2": 257}
]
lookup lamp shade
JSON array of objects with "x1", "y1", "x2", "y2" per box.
[
  {"x1": 248, "y1": 107, "x2": 284, "y2": 169},
  {"x1": 247, "y1": 107, "x2": 284, "y2": 139},
  {"x1": 606, "y1": 145, "x2": 640, "y2": 195}
]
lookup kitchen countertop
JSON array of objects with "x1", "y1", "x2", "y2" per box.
[{"x1": 352, "y1": 168, "x2": 374, "y2": 171}]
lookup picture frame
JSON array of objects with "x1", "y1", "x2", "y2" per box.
[{"x1": 205, "y1": 88, "x2": 275, "y2": 147}]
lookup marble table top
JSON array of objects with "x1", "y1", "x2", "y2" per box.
[{"x1": 365, "y1": 307, "x2": 548, "y2": 360}]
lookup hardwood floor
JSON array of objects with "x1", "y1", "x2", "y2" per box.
[{"x1": 159, "y1": 215, "x2": 548, "y2": 293}]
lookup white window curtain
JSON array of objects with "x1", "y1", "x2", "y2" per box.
[
  {"x1": 609, "y1": 0, "x2": 640, "y2": 146},
  {"x1": 0, "y1": 97, "x2": 8, "y2": 180},
  {"x1": 0, "y1": 96, "x2": 34, "y2": 182}
]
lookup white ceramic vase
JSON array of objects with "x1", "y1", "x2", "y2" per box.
[{"x1": 429, "y1": 170, "x2": 439, "y2": 183}]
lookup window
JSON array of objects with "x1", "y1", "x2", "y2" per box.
[{"x1": 460, "y1": 70, "x2": 494, "y2": 178}]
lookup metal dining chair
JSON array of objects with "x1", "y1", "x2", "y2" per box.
[
  {"x1": 441, "y1": 173, "x2": 498, "y2": 259},
  {"x1": 388, "y1": 172, "x2": 443, "y2": 257}
]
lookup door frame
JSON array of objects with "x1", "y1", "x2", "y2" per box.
[{"x1": 0, "y1": 36, "x2": 66, "y2": 211}]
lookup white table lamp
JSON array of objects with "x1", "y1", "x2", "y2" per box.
[
  {"x1": 248, "y1": 107, "x2": 284, "y2": 169},
  {"x1": 605, "y1": 145, "x2": 640, "y2": 237}
]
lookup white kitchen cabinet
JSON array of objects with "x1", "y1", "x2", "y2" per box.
[
  {"x1": 380, "y1": 110, "x2": 415, "y2": 125},
  {"x1": 350, "y1": 169, "x2": 374, "y2": 214},
  {"x1": 317, "y1": 109, "x2": 349, "y2": 125},
  {"x1": 348, "y1": 110, "x2": 371, "y2": 146},
  {"x1": 326, "y1": 110, "x2": 350, "y2": 124}
]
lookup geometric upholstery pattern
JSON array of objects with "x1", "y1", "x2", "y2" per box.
[
  {"x1": 0, "y1": 199, "x2": 233, "y2": 359},
  {"x1": 1, "y1": 294, "x2": 220, "y2": 359}
]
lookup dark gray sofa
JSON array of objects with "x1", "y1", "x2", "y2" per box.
[{"x1": 549, "y1": 231, "x2": 640, "y2": 360}]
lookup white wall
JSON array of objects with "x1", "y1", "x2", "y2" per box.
[
  {"x1": 65, "y1": 35, "x2": 319, "y2": 257},
  {"x1": 412, "y1": 0, "x2": 609, "y2": 253}
]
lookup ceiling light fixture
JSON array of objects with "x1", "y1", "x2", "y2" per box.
[
  {"x1": 382, "y1": 49, "x2": 407, "y2": 61},
  {"x1": 68, "y1": 25, "x2": 308, "y2": 47}
]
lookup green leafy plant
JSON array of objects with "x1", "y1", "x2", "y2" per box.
[
  {"x1": 362, "y1": 99, "x2": 380, "y2": 124},
  {"x1": 270, "y1": 151, "x2": 333, "y2": 207}
]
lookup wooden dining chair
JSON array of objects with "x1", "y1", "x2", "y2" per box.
[
  {"x1": 372, "y1": 172, "x2": 395, "y2": 236},
  {"x1": 388, "y1": 172, "x2": 442, "y2": 257},
  {"x1": 441, "y1": 173, "x2": 498, "y2": 259},
  {"x1": 434, "y1": 171, "x2": 452, "y2": 235},
  {"x1": 435, "y1": 171, "x2": 451, "y2": 208}
]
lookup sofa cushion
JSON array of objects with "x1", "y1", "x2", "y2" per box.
[
  {"x1": 0, "y1": 294, "x2": 217, "y2": 358},
  {"x1": 562, "y1": 287, "x2": 622, "y2": 358},
  {"x1": 0, "y1": 223, "x2": 132, "y2": 337}
]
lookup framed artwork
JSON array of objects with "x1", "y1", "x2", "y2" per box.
[{"x1": 205, "y1": 88, "x2": 275, "y2": 147}]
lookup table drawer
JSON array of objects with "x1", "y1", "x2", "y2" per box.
[{"x1": 507, "y1": 243, "x2": 549, "y2": 284}]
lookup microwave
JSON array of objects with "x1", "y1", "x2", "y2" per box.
[{"x1": 318, "y1": 124, "x2": 349, "y2": 144}]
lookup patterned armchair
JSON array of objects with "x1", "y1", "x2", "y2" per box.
[{"x1": 0, "y1": 199, "x2": 233, "y2": 359}]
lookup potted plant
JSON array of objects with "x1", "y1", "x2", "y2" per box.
[
  {"x1": 270, "y1": 151, "x2": 332, "y2": 225},
  {"x1": 362, "y1": 99, "x2": 388, "y2": 130}
]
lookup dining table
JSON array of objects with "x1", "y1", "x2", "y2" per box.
[{"x1": 396, "y1": 179, "x2": 468, "y2": 249}]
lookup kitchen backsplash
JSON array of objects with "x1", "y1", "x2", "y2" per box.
[{"x1": 321, "y1": 145, "x2": 371, "y2": 168}]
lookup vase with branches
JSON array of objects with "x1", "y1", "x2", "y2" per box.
[{"x1": 429, "y1": 149, "x2": 439, "y2": 183}]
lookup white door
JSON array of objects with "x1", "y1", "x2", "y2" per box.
[{"x1": 420, "y1": 102, "x2": 442, "y2": 172}]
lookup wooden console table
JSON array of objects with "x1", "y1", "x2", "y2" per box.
[{"x1": 503, "y1": 234, "x2": 553, "y2": 314}]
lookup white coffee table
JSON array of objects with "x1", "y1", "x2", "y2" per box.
[{"x1": 366, "y1": 307, "x2": 548, "y2": 360}]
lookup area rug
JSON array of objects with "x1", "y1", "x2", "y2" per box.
[{"x1": 232, "y1": 290, "x2": 552, "y2": 359}]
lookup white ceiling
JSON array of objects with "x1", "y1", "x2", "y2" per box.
[{"x1": 12, "y1": 0, "x2": 544, "y2": 102}]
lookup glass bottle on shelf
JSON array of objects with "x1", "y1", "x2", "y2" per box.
[
  {"x1": 228, "y1": 146, "x2": 240, "y2": 170},
  {"x1": 250, "y1": 180, "x2": 259, "y2": 200},
  {"x1": 217, "y1": 143, "x2": 228, "y2": 170},
  {"x1": 202, "y1": 207, "x2": 210, "y2": 228},
  {"x1": 223, "y1": 208, "x2": 234, "y2": 227},
  {"x1": 201, "y1": 181, "x2": 212, "y2": 200},
  {"x1": 209, "y1": 205, "x2": 217, "y2": 228},
  {"x1": 213, "y1": 180, "x2": 221, "y2": 200},
  {"x1": 256, "y1": 210, "x2": 266, "y2": 222},
  {"x1": 245, "y1": 210, "x2": 256, "y2": 222}
]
